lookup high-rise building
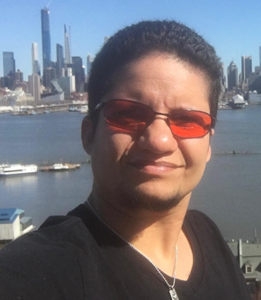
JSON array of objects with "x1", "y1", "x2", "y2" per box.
[
  {"x1": 220, "y1": 63, "x2": 226, "y2": 88},
  {"x1": 43, "y1": 67, "x2": 56, "y2": 91},
  {"x1": 227, "y1": 61, "x2": 238, "y2": 90},
  {"x1": 3, "y1": 52, "x2": 15, "y2": 77},
  {"x1": 56, "y1": 44, "x2": 64, "y2": 78},
  {"x1": 86, "y1": 54, "x2": 93, "y2": 76},
  {"x1": 64, "y1": 25, "x2": 71, "y2": 65},
  {"x1": 57, "y1": 68, "x2": 75, "y2": 99},
  {"x1": 72, "y1": 56, "x2": 84, "y2": 92},
  {"x1": 41, "y1": 8, "x2": 51, "y2": 72},
  {"x1": 15, "y1": 69, "x2": 23, "y2": 82},
  {"x1": 28, "y1": 73, "x2": 41, "y2": 102},
  {"x1": 241, "y1": 56, "x2": 252, "y2": 82},
  {"x1": 32, "y1": 43, "x2": 40, "y2": 75}
]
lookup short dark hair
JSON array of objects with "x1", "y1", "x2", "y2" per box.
[{"x1": 87, "y1": 20, "x2": 221, "y2": 127}]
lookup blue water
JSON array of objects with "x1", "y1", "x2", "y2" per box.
[{"x1": 0, "y1": 107, "x2": 261, "y2": 240}]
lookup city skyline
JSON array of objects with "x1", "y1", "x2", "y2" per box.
[{"x1": 1, "y1": 0, "x2": 261, "y2": 79}]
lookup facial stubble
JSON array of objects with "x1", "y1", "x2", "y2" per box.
[{"x1": 116, "y1": 180, "x2": 183, "y2": 213}]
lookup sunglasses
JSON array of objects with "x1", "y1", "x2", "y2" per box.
[{"x1": 93, "y1": 99, "x2": 212, "y2": 138}]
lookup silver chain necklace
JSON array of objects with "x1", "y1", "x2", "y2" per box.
[{"x1": 86, "y1": 200, "x2": 179, "y2": 300}]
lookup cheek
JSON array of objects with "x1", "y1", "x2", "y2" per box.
[
  {"x1": 180, "y1": 138, "x2": 211, "y2": 169},
  {"x1": 92, "y1": 129, "x2": 134, "y2": 172}
]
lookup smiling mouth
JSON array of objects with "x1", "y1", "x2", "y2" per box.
[{"x1": 127, "y1": 160, "x2": 182, "y2": 174}]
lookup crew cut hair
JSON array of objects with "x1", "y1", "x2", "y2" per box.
[{"x1": 87, "y1": 20, "x2": 222, "y2": 127}]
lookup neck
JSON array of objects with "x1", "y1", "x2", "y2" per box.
[{"x1": 88, "y1": 185, "x2": 191, "y2": 277}]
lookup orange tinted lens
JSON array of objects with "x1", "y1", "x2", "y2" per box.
[
  {"x1": 104, "y1": 100, "x2": 151, "y2": 131},
  {"x1": 169, "y1": 110, "x2": 211, "y2": 137}
]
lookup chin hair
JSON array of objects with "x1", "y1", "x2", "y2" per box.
[{"x1": 117, "y1": 187, "x2": 182, "y2": 212}]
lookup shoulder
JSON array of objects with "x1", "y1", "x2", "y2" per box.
[
  {"x1": 0, "y1": 213, "x2": 92, "y2": 299},
  {"x1": 185, "y1": 210, "x2": 238, "y2": 272},
  {"x1": 185, "y1": 209, "x2": 223, "y2": 237},
  {"x1": 184, "y1": 209, "x2": 231, "y2": 258}
]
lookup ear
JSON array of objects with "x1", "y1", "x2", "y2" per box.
[
  {"x1": 206, "y1": 129, "x2": 214, "y2": 162},
  {"x1": 81, "y1": 116, "x2": 94, "y2": 155}
]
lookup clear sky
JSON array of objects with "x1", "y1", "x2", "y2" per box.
[{"x1": 1, "y1": 0, "x2": 261, "y2": 79}]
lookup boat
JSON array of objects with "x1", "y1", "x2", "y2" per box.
[
  {"x1": 229, "y1": 94, "x2": 245, "y2": 109},
  {"x1": 79, "y1": 106, "x2": 88, "y2": 114},
  {"x1": 69, "y1": 106, "x2": 78, "y2": 112},
  {"x1": 40, "y1": 163, "x2": 80, "y2": 172},
  {"x1": 0, "y1": 164, "x2": 38, "y2": 176}
]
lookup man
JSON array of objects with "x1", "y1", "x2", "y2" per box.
[{"x1": 0, "y1": 21, "x2": 250, "y2": 300}]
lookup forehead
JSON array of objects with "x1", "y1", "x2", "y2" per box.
[{"x1": 102, "y1": 53, "x2": 210, "y2": 112}]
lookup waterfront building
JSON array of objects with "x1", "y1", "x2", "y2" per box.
[
  {"x1": 227, "y1": 61, "x2": 238, "y2": 90},
  {"x1": 15, "y1": 69, "x2": 23, "y2": 82},
  {"x1": 0, "y1": 208, "x2": 34, "y2": 250},
  {"x1": 3, "y1": 52, "x2": 15, "y2": 77},
  {"x1": 57, "y1": 69, "x2": 75, "y2": 99},
  {"x1": 43, "y1": 67, "x2": 56, "y2": 91},
  {"x1": 64, "y1": 25, "x2": 72, "y2": 65},
  {"x1": 41, "y1": 8, "x2": 51, "y2": 86},
  {"x1": 241, "y1": 56, "x2": 252, "y2": 82},
  {"x1": 28, "y1": 73, "x2": 41, "y2": 103},
  {"x1": 249, "y1": 91, "x2": 261, "y2": 104},
  {"x1": 228, "y1": 238, "x2": 261, "y2": 300},
  {"x1": 0, "y1": 87, "x2": 31, "y2": 105},
  {"x1": 249, "y1": 73, "x2": 261, "y2": 94},
  {"x1": 41, "y1": 92, "x2": 64, "y2": 103},
  {"x1": 0, "y1": 77, "x2": 12, "y2": 89},
  {"x1": 32, "y1": 43, "x2": 40, "y2": 75},
  {"x1": 12, "y1": 81, "x2": 28, "y2": 94},
  {"x1": 72, "y1": 56, "x2": 85, "y2": 92},
  {"x1": 56, "y1": 43, "x2": 64, "y2": 78}
]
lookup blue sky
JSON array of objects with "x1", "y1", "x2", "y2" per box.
[{"x1": 1, "y1": 0, "x2": 261, "y2": 79}]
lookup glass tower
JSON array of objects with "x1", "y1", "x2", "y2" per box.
[
  {"x1": 72, "y1": 56, "x2": 84, "y2": 92},
  {"x1": 41, "y1": 8, "x2": 51, "y2": 72},
  {"x1": 241, "y1": 56, "x2": 252, "y2": 82},
  {"x1": 56, "y1": 44, "x2": 64, "y2": 78},
  {"x1": 3, "y1": 52, "x2": 15, "y2": 77}
]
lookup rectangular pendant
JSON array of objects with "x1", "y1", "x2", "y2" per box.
[{"x1": 169, "y1": 288, "x2": 179, "y2": 300}]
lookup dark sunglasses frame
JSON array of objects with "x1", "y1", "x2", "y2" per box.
[{"x1": 92, "y1": 99, "x2": 213, "y2": 138}]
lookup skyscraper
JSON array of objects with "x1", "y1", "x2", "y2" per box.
[
  {"x1": 64, "y1": 25, "x2": 71, "y2": 65},
  {"x1": 227, "y1": 61, "x2": 238, "y2": 90},
  {"x1": 41, "y1": 8, "x2": 51, "y2": 72},
  {"x1": 3, "y1": 52, "x2": 15, "y2": 77},
  {"x1": 15, "y1": 69, "x2": 23, "y2": 82},
  {"x1": 43, "y1": 67, "x2": 56, "y2": 91},
  {"x1": 72, "y1": 56, "x2": 84, "y2": 92},
  {"x1": 241, "y1": 56, "x2": 252, "y2": 82},
  {"x1": 28, "y1": 73, "x2": 41, "y2": 102},
  {"x1": 86, "y1": 54, "x2": 93, "y2": 76},
  {"x1": 32, "y1": 43, "x2": 40, "y2": 75},
  {"x1": 56, "y1": 44, "x2": 64, "y2": 78}
]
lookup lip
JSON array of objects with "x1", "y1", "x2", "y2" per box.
[{"x1": 127, "y1": 159, "x2": 182, "y2": 175}]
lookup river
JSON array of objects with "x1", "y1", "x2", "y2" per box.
[{"x1": 0, "y1": 106, "x2": 261, "y2": 241}]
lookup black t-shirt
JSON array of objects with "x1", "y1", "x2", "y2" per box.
[{"x1": 0, "y1": 204, "x2": 250, "y2": 299}]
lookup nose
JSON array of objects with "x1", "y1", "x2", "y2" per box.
[{"x1": 137, "y1": 116, "x2": 179, "y2": 155}]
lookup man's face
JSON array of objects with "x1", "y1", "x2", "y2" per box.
[{"x1": 84, "y1": 53, "x2": 213, "y2": 212}]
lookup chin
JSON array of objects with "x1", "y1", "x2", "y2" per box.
[{"x1": 116, "y1": 183, "x2": 183, "y2": 212}]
